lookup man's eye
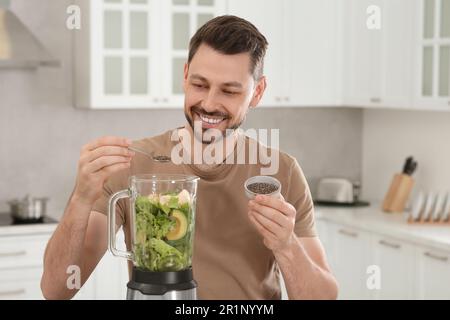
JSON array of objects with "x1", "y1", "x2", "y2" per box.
[
  {"x1": 193, "y1": 83, "x2": 205, "y2": 89},
  {"x1": 223, "y1": 90, "x2": 238, "y2": 95}
]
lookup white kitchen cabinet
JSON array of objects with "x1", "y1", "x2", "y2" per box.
[
  {"x1": 372, "y1": 234, "x2": 415, "y2": 300},
  {"x1": 415, "y1": 246, "x2": 450, "y2": 299},
  {"x1": 286, "y1": 0, "x2": 339, "y2": 107},
  {"x1": 227, "y1": 0, "x2": 284, "y2": 107},
  {"x1": 227, "y1": 0, "x2": 340, "y2": 107},
  {"x1": 75, "y1": 227, "x2": 129, "y2": 300},
  {"x1": 0, "y1": 226, "x2": 128, "y2": 300},
  {"x1": 74, "y1": 0, "x2": 226, "y2": 109},
  {"x1": 315, "y1": 219, "x2": 335, "y2": 271},
  {"x1": 326, "y1": 222, "x2": 373, "y2": 300},
  {"x1": 341, "y1": 0, "x2": 383, "y2": 107},
  {"x1": 342, "y1": 0, "x2": 416, "y2": 109},
  {"x1": 317, "y1": 216, "x2": 450, "y2": 300},
  {"x1": 413, "y1": 0, "x2": 450, "y2": 110},
  {"x1": 0, "y1": 268, "x2": 44, "y2": 300}
]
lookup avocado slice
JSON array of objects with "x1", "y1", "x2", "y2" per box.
[{"x1": 166, "y1": 209, "x2": 188, "y2": 241}]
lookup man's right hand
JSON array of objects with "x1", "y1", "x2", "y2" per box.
[{"x1": 73, "y1": 136, "x2": 135, "y2": 206}]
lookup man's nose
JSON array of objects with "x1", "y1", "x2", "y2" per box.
[{"x1": 201, "y1": 89, "x2": 221, "y2": 112}]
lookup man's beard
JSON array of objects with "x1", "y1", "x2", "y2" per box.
[{"x1": 185, "y1": 106, "x2": 246, "y2": 145}]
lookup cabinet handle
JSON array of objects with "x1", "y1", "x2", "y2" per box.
[
  {"x1": 370, "y1": 97, "x2": 381, "y2": 103},
  {"x1": 275, "y1": 97, "x2": 281, "y2": 102},
  {"x1": 338, "y1": 229, "x2": 358, "y2": 238},
  {"x1": 0, "y1": 289, "x2": 26, "y2": 297},
  {"x1": 424, "y1": 252, "x2": 448, "y2": 262},
  {"x1": 379, "y1": 240, "x2": 401, "y2": 249},
  {"x1": 162, "y1": 98, "x2": 168, "y2": 103},
  {"x1": 0, "y1": 250, "x2": 26, "y2": 258},
  {"x1": 153, "y1": 98, "x2": 159, "y2": 103},
  {"x1": 284, "y1": 97, "x2": 290, "y2": 102}
]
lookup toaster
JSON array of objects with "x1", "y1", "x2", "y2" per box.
[{"x1": 316, "y1": 178, "x2": 357, "y2": 204}]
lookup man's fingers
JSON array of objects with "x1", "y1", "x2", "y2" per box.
[
  {"x1": 83, "y1": 136, "x2": 131, "y2": 152},
  {"x1": 249, "y1": 210, "x2": 283, "y2": 237},
  {"x1": 98, "y1": 162, "x2": 131, "y2": 178},
  {"x1": 87, "y1": 146, "x2": 135, "y2": 163},
  {"x1": 249, "y1": 212, "x2": 278, "y2": 240},
  {"x1": 87, "y1": 156, "x2": 132, "y2": 173},
  {"x1": 249, "y1": 201, "x2": 288, "y2": 228},
  {"x1": 254, "y1": 195, "x2": 294, "y2": 217}
]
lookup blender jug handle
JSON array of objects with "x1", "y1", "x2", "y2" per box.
[{"x1": 107, "y1": 189, "x2": 133, "y2": 260}]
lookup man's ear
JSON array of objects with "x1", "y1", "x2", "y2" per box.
[
  {"x1": 183, "y1": 62, "x2": 189, "y2": 93},
  {"x1": 250, "y1": 76, "x2": 267, "y2": 109}
]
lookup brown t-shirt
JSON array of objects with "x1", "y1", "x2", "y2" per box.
[{"x1": 92, "y1": 128, "x2": 317, "y2": 300}]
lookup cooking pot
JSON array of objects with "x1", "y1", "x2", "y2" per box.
[{"x1": 8, "y1": 195, "x2": 49, "y2": 222}]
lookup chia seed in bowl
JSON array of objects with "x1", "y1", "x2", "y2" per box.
[
  {"x1": 244, "y1": 176, "x2": 281, "y2": 199},
  {"x1": 247, "y1": 182, "x2": 279, "y2": 195}
]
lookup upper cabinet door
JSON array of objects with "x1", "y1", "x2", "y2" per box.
[
  {"x1": 414, "y1": 0, "x2": 450, "y2": 110},
  {"x1": 74, "y1": 0, "x2": 226, "y2": 109},
  {"x1": 342, "y1": 0, "x2": 384, "y2": 107},
  {"x1": 227, "y1": 0, "x2": 285, "y2": 107},
  {"x1": 381, "y1": 0, "x2": 415, "y2": 108},
  {"x1": 286, "y1": 0, "x2": 340, "y2": 107},
  {"x1": 160, "y1": 0, "x2": 227, "y2": 107}
]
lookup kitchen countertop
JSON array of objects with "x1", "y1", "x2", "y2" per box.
[
  {"x1": 0, "y1": 214, "x2": 58, "y2": 237},
  {"x1": 315, "y1": 204, "x2": 450, "y2": 252}
]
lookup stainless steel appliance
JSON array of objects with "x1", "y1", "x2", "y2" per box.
[{"x1": 7, "y1": 195, "x2": 49, "y2": 224}]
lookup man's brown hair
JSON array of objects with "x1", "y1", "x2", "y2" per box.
[{"x1": 188, "y1": 15, "x2": 269, "y2": 81}]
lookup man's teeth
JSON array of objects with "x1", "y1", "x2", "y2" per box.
[{"x1": 199, "y1": 114, "x2": 224, "y2": 125}]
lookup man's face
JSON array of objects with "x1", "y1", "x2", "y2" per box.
[{"x1": 183, "y1": 44, "x2": 265, "y2": 143}]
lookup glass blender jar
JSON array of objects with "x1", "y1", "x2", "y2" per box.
[{"x1": 108, "y1": 174, "x2": 199, "y2": 300}]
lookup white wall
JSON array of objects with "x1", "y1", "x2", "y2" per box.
[{"x1": 362, "y1": 109, "x2": 450, "y2": 203}]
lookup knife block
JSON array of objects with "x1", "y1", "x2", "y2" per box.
[{"x1": 382, "y1": 174, "x2": 415, "y2": 213}]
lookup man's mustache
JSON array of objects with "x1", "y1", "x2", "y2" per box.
[{"x1": 191, "y1": 106, "x2": 229, "y2": 119}]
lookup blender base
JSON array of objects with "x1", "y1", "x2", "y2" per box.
[
  {"x1": 126, "y1": 287, "x2": 197, "y2": 300},
  {"x1": 126, "y1": 267, "x2": 197, "y2": 300}
]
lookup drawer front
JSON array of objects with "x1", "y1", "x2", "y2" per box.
[
  {"x1": 0, "y1": 235, "x2": 50, "y2": 269},
  {"x1": 0, "y1": 267, "x2": 43, "y2": 300}
]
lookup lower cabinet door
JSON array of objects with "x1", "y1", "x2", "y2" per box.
[
  {"x1": 416, "y1": 246, "x2": 450, "y2": 300},
  {"x1": 372, "y1": 235, "x2": 415, "y2": 300},
  {"x1": 327, "y1": 222, "x2": 373, "y2": 300},
  {"x1": 0, "y1": 268, "x2": 43, "y2": 300}
]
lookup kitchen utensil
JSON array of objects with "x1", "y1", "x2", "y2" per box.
[
  {"x1": 128, "y1": 146, "x2": 171, "y2": 163},
  {"x1": 432, "y1": 192, "x2": 445, "y2": 221},
  {"x1": 410, "y1": 191, "x2": 425, "y2": 221},
  {"x1": 383, "y1": 157, "x2": 417, "y2": 213},
  {"x1": 402, "y1": 157, "x2": 418, "y2": 176},
  {"x1": 244, "y1": 176, "x2": 281, "y2": 200},
  {"x1": 7, "y1": 195, "x2": 49, "y2": 223},
  {"x1": 108, "y1": 174, "x2": 199, "y2": 300},
  {"x1": 422, "y1": 192, "x2": 435, "y2": 221},
  {"x1": 442, "y1": 193, "x2": 450, "y2": 222}
]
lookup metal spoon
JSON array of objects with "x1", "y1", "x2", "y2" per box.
[{"x1": 128, "y1": 146, "x2": 171, "y2": 163}]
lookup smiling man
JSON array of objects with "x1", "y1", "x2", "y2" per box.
[{"x1": 41, "y1": 15, "x2": 338, "y2": 300}]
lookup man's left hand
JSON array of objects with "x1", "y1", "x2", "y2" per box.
[{"x1": 248, "y1": 194, "x2": 297, "y2": 254}]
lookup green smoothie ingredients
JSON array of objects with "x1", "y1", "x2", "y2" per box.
[{"x1": 134, "y1": 189, "x2": 194, "y2": 272}]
